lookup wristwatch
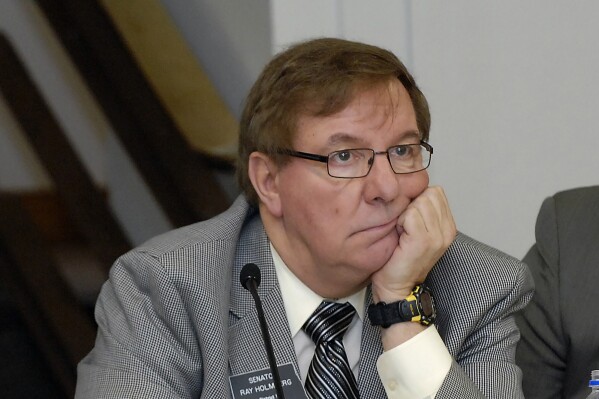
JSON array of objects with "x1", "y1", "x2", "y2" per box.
[{"x1": 367, "y1": 284, "x2": 436, "y2": 327}]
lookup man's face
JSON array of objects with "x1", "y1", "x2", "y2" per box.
[{"x1": 269, "y1": 79, "x2": 429, "y2": 297}]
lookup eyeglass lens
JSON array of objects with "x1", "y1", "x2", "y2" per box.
[{"x1": 327, "y1": 144, "x2": 430, "y2": 178}]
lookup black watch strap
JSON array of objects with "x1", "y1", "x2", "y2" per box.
[{"x1": 367, "y1": 284, "x2": 436, "y2": 328}]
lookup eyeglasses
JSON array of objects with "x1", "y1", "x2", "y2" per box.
[{"x1": 280, "y1": 141, "x2": 433, "y2": 178}]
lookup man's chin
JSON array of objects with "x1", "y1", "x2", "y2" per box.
[
  {"x1": 359, "y1": 235, "x2": 398, "y2": 271},
  {"x1": 368, "y1": 228, "x2": 399, "y2": 250}
]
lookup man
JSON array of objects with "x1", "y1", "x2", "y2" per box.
[
  {"x1": 76, "y1": 38, "x2": 533, "y2": 398},
  {"x1": 516, "y1": 185, "x2": 599, "y2": 399}
]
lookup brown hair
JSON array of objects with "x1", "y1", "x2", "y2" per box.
[{"x1": 237, "y1": 37, "x2": 430, "y2": 205}]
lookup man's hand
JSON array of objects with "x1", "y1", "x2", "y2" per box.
[{"x1": 371, "y1": 186, "x2": 456, "y2": 304}]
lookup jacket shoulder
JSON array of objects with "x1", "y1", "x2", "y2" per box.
[
  {"x1": 551, "y1": 185, "x2": 599, "y2": 222},
  {"x1": 136, "y1": 195, "x2": 256, "y2": 259},
  {"x1": 553, "y1": 184, "x2": 599, "y2": 204},
  {"x1": 431, "y1": 232, "x2": 531, "y2": 296}
]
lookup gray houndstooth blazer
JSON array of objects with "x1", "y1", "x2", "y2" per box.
[{"x1": 76, "y1": 195, "x2": 533, "y2": 398}]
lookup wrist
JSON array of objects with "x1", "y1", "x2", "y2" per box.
[
  {"x1": 368, "y1": 284, "x2": 436, "y2": 328},
  {"x1": 371, "y1": 283, "x2": 414, "y2": 303}
]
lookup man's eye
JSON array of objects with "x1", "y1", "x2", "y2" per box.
[
  {"x1": 391, "y1": 146, "x2": 411, "y2": 157},
  {"x1": 330, "y1": 150, "x2": 357, "y2": 164},
  {"x1": 336, "y1": 151, "x2": 352, "y2": 162}
]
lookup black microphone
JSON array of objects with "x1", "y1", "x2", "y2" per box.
[{"x1": 240, "y1": 263, "x2": 285, "y2": 399}]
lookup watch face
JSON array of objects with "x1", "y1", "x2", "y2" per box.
[{"x1": 420, "y1": 291, "x2": 433, "y2": 316}]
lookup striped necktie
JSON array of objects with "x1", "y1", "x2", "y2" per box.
[{"x1": 302, "y1": 301, "x2": 359, "y2": 399}]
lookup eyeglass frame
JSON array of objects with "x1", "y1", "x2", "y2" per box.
[{"x1": 277, "y1": 140, "x2": 433, "y2": 178}]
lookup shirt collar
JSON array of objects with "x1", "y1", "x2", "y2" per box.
[{"x1": 270, "y1": 242, "x2": 366, "y2": 337}]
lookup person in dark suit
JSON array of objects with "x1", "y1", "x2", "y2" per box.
[
  {"x1": 516, "y1": 185, "x2": 599, "y2": 399},
  {"x1": 76, "y1": 38, "x2": 533, "y2": 398}
]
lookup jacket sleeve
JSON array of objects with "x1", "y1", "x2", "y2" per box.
[
  {"x1": 431, "y1": 236, "x2": 535, "y2": 399},
  {"x1": 515, "y1": 195, "x2": 567, "y2": 398},
  {"x1": 75, "y1": 250, "x2": 204, "y2": 399}
]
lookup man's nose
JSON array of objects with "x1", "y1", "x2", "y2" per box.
[{"x1": 363, "y1": 152, "x2": 400, "y2": 203}]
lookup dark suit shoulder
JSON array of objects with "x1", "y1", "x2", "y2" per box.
[
  {"x1": 554, "y1": 185, "x2": 599, "y2": 204},
  {"x1": 552, "y1": 185, "x2": 599, "y2": 229}
]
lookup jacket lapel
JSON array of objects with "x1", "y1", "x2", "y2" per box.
[
  {"x1": 228, "y1": 215, "x2": 302, "y2": 381},
  {"x1": 228, "y1": 212, "x2": 387, "y2": 397},
  {"x1": 228, "y1": 283, "x2": 300, "y2": 377}
]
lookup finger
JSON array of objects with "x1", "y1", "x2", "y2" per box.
[
  {"x1": 397, "y1": 204, "x2": 428, "y2": 238},
  {"x1": 420, "y1": 186, "x2": 447, "y2": 222},
  {"x1": 398, "y1": 203, "x2": 443, "y2": 259},
  {"x1": 421, "y1": 186, "x2": 456, "y2": 244},
  {"x1": 407, "y1": 192, "x2": 443, "y2": 236}
]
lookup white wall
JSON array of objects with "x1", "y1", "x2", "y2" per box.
[
  {"x1": 159, "y1": 0, "x2": 272, "y2": 118},
  {"x1": 260, "y1": 0, "x2": 599, "y2": 258},
  {"x1": 412, "y1": 2, "x2": 599, "y2": 257}
]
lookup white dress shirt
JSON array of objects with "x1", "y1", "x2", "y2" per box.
[{"x1": 270, "y1": 243, "x2": 452, "y2": 399}]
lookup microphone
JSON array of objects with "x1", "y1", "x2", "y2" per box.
[
  {"x1": 240, "y1": 263, "x2": 286, "y2": 399},
  {"x1": 240, "y1": 262, "x2": 261, "y2": 291}
]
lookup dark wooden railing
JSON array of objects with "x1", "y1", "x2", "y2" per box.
[
  {"x1": 0, "y1": 1, "x2": 236, "y2": 395},
  {"x1": 0, "y1": 195, "x2": 97, "y2": 398},
  {"x1": 0, "y1": 34, "x2": 131, "y2": 270},
  {"x1": 35, "y1": 0, "x2": 232, "y2": 227}
]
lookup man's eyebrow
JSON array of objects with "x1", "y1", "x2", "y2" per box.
[
  {"x1": 325, "y1": 130, "x2": 422, "y2": 148},
  {"x1": 326, "y1": 133, "x2": 364, "y2": 147},
  {"x1": 400, "y1": 130, "x2": 423, "y2": 143}
]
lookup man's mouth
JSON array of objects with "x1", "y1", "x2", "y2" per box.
[{"x1": 355, "y1": 218, "x2": 397, "y2": 238}]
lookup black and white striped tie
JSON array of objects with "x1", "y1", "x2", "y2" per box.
[{"x1": 302, "y1": 301, "x2": 359, "y2": 399}]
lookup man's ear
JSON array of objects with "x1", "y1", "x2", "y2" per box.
[{"x1": 248, "y1": 152, "x2": 283, "y2": 217}]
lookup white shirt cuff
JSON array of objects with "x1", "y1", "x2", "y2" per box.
[{"x1": 376, "y1": 325, "x2": 452, "y2": 399}]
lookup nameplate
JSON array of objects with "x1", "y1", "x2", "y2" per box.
[{"x1": 229, "y1": 363, "x2": 307, "y2": 399}]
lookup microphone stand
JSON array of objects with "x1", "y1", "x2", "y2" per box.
[{"x1": 246, "y1": 278, "x2": 286, "y2": 399}]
